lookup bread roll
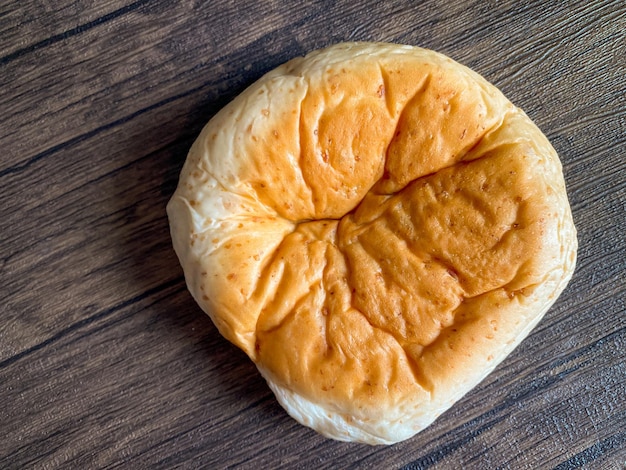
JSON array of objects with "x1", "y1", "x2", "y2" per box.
[{"x1": 167, "y1": 42, "x2": 577, "y2": 444}]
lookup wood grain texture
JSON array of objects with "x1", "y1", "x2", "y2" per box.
[{"x1": 1, "y1": 0, "x2": 624, "y2": 468}]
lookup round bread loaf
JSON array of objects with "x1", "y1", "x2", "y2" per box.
[{"x1": 167, "y1": 42, "x2": 577, "y2": 444}]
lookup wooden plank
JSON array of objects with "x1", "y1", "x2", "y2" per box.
[{"x1": 0, "y1": 0, "x2": 142, "y2": 59}]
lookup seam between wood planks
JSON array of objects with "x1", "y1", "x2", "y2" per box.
[
  {"x1": 0, "y1": 0, "x2": 152, "y2": 67},
  {"x1": 0, "y1": 275, "x2": 184, "y2": 369}
]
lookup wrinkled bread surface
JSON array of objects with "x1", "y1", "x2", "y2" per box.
[{"x1": 167, "y1": 43, "x2": 577, "y2": 444}]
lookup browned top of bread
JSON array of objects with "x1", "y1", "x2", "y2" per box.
[{"x1": 167, "y1": 42, "x2": 577, "y2": 443}]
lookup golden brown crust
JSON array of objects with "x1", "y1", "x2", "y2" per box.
[{"x1": 167, "y1": 42, "x2": 577, "y2": 444}]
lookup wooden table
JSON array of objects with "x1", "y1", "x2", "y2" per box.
[{"x1": 2, "y1": 1, "x2": 624, "y2": 468}]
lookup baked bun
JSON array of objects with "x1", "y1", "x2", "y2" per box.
[{"x1": 167, "y1": 42, "x2": 577, "y2": 444}]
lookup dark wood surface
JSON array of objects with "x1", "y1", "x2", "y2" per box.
[{"x1": 1, "y1": 1, "x2": 625, "y2": 468}]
